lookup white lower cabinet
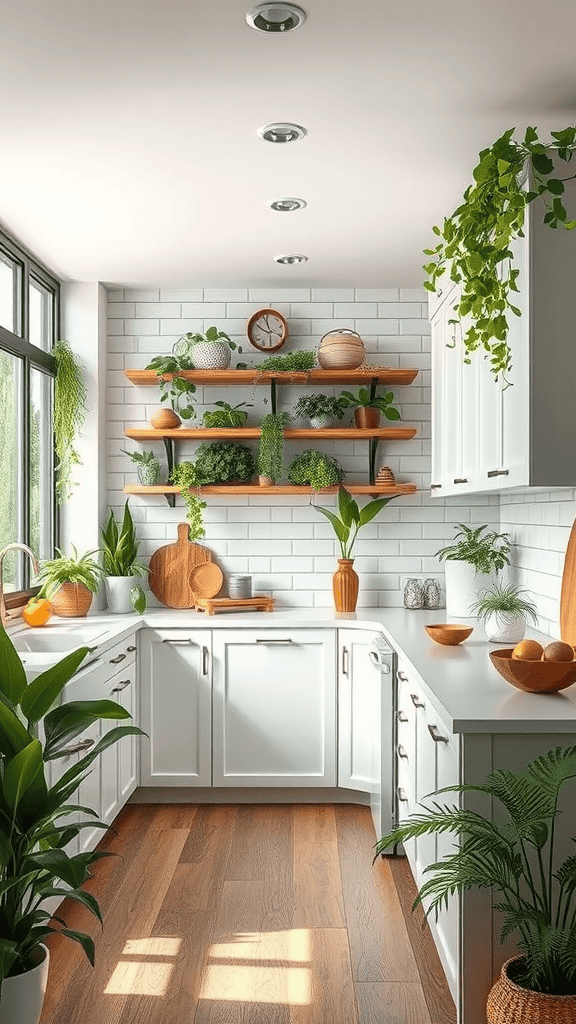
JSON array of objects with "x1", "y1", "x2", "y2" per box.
[
  {"x1": 212, "y1": 629, "x2": 336, "y2": 786},
  {"x1": 140, "y1": 629, "x2": 212, "y2": 787}
]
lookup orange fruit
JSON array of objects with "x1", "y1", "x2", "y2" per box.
[
  {"x1": 21, "y1": 597, "x2": 52, "y2": 628},
  {"x1": 541, "y1": 641, "x2": 574, "y2": 663},
  {"x1": 511, "y1": 639, "x2": 544, "y2": 661}
]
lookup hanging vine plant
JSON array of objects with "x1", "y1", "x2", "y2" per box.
[
  {"x1": 423, "y1": 126, "x2": 576, "y2": 381},
  {"x1": 52, "y1": 339, "x2": 88, "y2": 503},
  {"x1": 170, "y1": 461, "x2": 207, "y2": 540}
]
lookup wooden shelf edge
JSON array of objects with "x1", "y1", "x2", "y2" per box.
[
  {"x1": 124, "y1": 427, "x2": 418, "y2": 441},
  {"x1": 124, "y1": 483, "x2": 417, "y2": 496},
  {"x1": 124, "y1": 367, "x2": 419, "y2": 387}
]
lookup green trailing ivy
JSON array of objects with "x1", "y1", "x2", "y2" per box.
[
  {"x1": 170, "y1": 462, "x2": 207, "y2": 540},
  {"x1": 257, "y1": 412, "x2": 290, "y2": 481},
  {"x1": 288, "y1": 450, "x2": 345, "y2": 489},
  {"x1": 52, "y1": 339, "x2": 88, "y2": 503},
  {"x1": 424, "y1": 126, "x2": 576, "y2": 380}
]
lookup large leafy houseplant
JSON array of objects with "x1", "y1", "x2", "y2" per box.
[
  {"x1": 375, "y1": 745, "x2": 576, "y2": 997},
  {"x1": 194, "y1": 442, "x2": 255, "y2": 485},
  {"x1": 201, "y1": 401, "x2": 252, "y2": 428},
  {"x1": 423, "y1": 126, "x2": 576, "y2": 381},
  {"x1": 0, "y1": 623, "x2": 142, "y2": 994}
]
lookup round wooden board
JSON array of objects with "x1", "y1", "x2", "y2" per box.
[
  {"x1": 189, "y1": 562, "x2": 223, "y2": 601},
  {"x1": 148, "y1": 523, "x2": 213, "y2": 608},
  {"x1": 560, "y1": 517, "x2": 576, "y2": 646}
]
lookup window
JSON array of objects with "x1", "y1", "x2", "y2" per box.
[{"x1": 0, "y1": 230, "x2": 59, "y2": 597}]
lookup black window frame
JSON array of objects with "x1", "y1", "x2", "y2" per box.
[{"x1": 0, "y1": 227, "x2": 60, "y2": 600}]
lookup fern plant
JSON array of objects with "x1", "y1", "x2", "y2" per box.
[
  {"x1": 52, "y1": 339, "x2": 88, "y2": 504},
  {"x1": 376, "y1": 745, "x2": 576, "y2": 996},
  {"x1": 435, "y1": 524, "x2": 511, "y2": 575}
]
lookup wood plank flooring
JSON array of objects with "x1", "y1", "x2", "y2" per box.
[{"x1": 40, "y1": 804, "x2": 455, "y2": 1024}]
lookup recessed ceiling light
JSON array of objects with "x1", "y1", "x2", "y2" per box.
[
  {"x1": 258, "y1": 123, "x2": 306, "y2": 144},
  {"x1": 274, "y1": 254, "x2": 308, "y2": 264},
  {"x1": 246, "y1": 3, "x2": 306, "y2": 32},
  {"x1": 268, "y1": 197, "x2": 307, "y2": 212}
]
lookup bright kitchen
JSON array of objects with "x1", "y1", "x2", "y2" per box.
[{"x1": 2, "y1": 2, "x2": 576, "y2": 1023}]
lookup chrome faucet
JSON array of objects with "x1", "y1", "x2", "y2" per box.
[{"x1": 0, "y1": 543, "x2": 40, "y2": 628}]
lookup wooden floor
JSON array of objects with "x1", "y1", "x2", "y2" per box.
[{"x1": 40, "y1": 804, "x2": 456, "y2": 1024}]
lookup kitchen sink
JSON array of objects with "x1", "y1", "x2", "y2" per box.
[{"x1": 12, "y1": 627, "x2": 107, "y2": 654}]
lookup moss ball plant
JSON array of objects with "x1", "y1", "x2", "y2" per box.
[
  {"x1": 194, "y1": 442, "x2": 256, "y2": 484},
  {"x1": 287, "y1": 450, "x2": 345, "y2": 489}
]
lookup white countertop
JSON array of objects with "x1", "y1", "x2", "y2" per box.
[{"x1": 10, "y1": 606, "x2": 576, "y2": 735}]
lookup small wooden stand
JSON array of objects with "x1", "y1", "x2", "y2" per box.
[{"x1": 194, "y1": 596, "x2": 275, "y2": 615}]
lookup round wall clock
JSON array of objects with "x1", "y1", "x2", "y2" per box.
[{"x1": 246, "y1": 308, "x2": 289, "y2": 352}]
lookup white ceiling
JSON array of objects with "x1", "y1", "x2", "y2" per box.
[{"x1": 2, "y1": 0, "x2": 576, "y2": 289}]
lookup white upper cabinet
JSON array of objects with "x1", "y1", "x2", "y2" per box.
[{"x1": 430, "y1": 171, "x2": 576, "y2": 495}]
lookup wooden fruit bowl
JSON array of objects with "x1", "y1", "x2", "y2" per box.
[
  {"x1": 489, "y1": 648, "x2": 576, "y2": 693},
  {"x1": 425, "y1": 623, "x2": 473, "y2": 646}
]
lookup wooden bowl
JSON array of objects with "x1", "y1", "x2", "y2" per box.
[
  {"x1": 490, "y1": 648, "x2": 576, "y2": 693},
  {"x1": 425, "y1": 623, "x2": 473, "y2": 646}
]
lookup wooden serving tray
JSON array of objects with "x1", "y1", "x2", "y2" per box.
[{"x1": 194, "y1": 596, "x2": 275, "y2": 615}]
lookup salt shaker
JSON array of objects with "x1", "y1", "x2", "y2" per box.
[
  {"x1": 403, "y1": 578, "x2": 424, "y2": 609},
  {"x1": 423, "y1": 578, "x2": 441, "y2": 609}
]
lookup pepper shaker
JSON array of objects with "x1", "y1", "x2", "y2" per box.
[
  {"x1": 403, "y1": 578, "x2": 424, "y2": 609},
  {"x1": 423, "y1": 578, "x2": 441, "y2": 609}
]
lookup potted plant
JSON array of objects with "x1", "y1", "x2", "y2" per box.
[
  {"x1": 174, "y1": 327, "x2": 242, "y2": 370},
  {"x1": 435, "y1": 524, "x2": 511, "y2": 618},
  {"x1": 121, "y1": 448, "x2": 160, "y2": 486},
  {"x1": 292, "y1": 393, "x2": 345, "y2": 428},
  {"x1": 37, "y1": 546, "x2": 103, "y2": 618},
  {"x1": 257, "y1": 412, "x2": 290, "y2": 485},
  {"x1": 287, "y1": 450, "x2": 345, "y2": 490},
  {"x1": 256, "y1": 350, "x2": 316, "y2": 373},
  {"x1": 194, "y1": 441, "x2": 255, "y2": 485},
  {"x1": 474, "y1": 580, "x2": 539, "y2": 643},
  {"x1": 145, "y1": 352, "x2": 197, "y2": 428},
  {"x1": 375, "y1": 744, "x2": 576, "y2": 1022},
  {"x1": 0, "y1": 623, "x2": 143, "y2": 1024},
  {"x1": 170, "y1": 462, "x2": 207, "y2": 539},
  {"x1": 52, "y1": 339, "x2": 87, "y2": 505},
  {"x1": 314, "y1": 485, "x2": 398, "y2": 611},
  {"x1": 201, "y1": 401, "x2": 252, "y2": 428},
  {"x1": 100, "y1": 501, "x2": 147, "y2": 614},
  {"x1": 423, "y1": 126, "x2": 576, "y2": 382},
  {"x1": 339, "y1": 386, "x2": 401, "y2": 428}
]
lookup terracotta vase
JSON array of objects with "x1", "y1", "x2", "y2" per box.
[
  {"x1": 354, "y1": 407, "x2": 381, "y2": 429},
  {"x1": 332, "y1": 559, "x2": 359, "y2": 612},
  {"x1": 150, "y1": 407, "x2": 181, "y2": 429},
  {"x1": 487, "y1": 956, "x2": 576, "y2": 1024},
  {"x1": 49, "y1": 582, "x2": 93, "y2": 618},
  {"x1": 259, "y1": 475, "x2": 274, "y2": 487}
]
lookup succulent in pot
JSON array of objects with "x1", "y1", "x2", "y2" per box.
[
  {"x1": 292, "y1": 393, "x2": 345, "y2": 428},
  {"x1": 339, "y1": 386, "x2": 401, "y2": 428},
  {"x1": 100, "y1": 500, "x2": 147, "y2": 614},
  {"x1": 435, "y1": 524, "x2": 511, "y2": 618},
  {"x1": 121, "y1": 448, "x2": 160, "y2": 486},
  {"x1": 37, "y1": 546, "x2": 103, "y2": 617},
  {"x1": 473, "y1": 580, "x2": 539, "y2": 643},
  {"x1": 287, "y1": 450, "x2": 345, "y2": 490},
  {"x1": 174, "y1": 327, "x2": 242, "y2": 370}
]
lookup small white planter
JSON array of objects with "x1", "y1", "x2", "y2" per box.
[
  {"x1": 0, "y1": 944, "x2": 49, "y2": 1024},
  {"x1": 192, "y1": 342, "x2": 231, "y2": 369},
  {"x1": 309, "y1": 415, "x2": 333, "y2": 428},
  {"x1": 444, "y1": 561, "x2": 495, "y2": 618},
  {"x1": 483, "y1": 611, "x2": 526, "y2": 644},
  {"x1": 105, "y1": 574, "x2": 139, "y2": 614}
]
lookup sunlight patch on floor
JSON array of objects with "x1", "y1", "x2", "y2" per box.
[
  {"x1": 210, "y1": 928, "x2": 310, "y2": 963},
  {"x1": 199, "y1": 928, "x2": 312, "y2": 1005},
  {"x1": 104, "y1": 936, "x2": 183, "y2": 995}
]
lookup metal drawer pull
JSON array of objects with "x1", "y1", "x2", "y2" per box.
[
  {"x1": 162, "y1": 638, "x2": 191, "y2": 645},
  {"x1": 110, "y1": 652, "x2": 126, "y2": 664},
  {"x1": 397, "y1": 744, "x2": 409, "y2": 759},
  {"x1": 410, "y1": 693, "x2": 425, "y2": 708},
  {"x1": 127, "y1": 645, "x2": 137, "y2": 652},
  {"x1": 487, "y1": 469, "x2": 509, "y2": 478},
  {"x1": 428, "y1": 723, "x2": 449, "y2": 743},
  {"x1": 397, "y1": 710, "x2": 408, "y2": 723},
  {"x1": 112, "y1": 679, "x2": 131, "y2": 693},
  {"x1": 397, "y1": 787, "x2": 408, "y2": 803},
  {"x1": 202, "y1": 645, "x2": 210, "y2": 676},
  {"x1": 453, "y1": 478, "x2": 468, "y2": 484},
  {"x1": 397, "y1": 670, "x2": 408, "y2": 682},
  {"x1": 59, "y1": 738, "x2": 95, "y2": 756},
  {"x1": 256, "y1": 638, "x2": 293, "y2": 644},
  {"x1": 430, "y1": 483, "x2": 442, "y2": 490},
  {"x1": 369, "y1": 651, "x2": 390, "y2": 672},
  {"x1": 342, "y1": 645, "x2": 349, "y2": 676}
]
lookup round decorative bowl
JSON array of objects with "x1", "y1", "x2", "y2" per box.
[
  {"x1": 489, "y1": 648, "x2": 576, "y2": 693},
  {"x1": 425, "y1": 623, "x2": 473, "y2": 646}
]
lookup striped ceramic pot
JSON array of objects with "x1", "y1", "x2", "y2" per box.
[{"x1": 333, "y1": 559, "x2": 359, "y2": 612}]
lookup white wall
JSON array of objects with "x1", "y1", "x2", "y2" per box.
[{"x1": 106, "y1": 286, "x2": 499, "y2": 609}]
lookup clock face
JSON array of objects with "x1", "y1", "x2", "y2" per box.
[{"x1": 247, "y1": 309, "x2": 288, "y2": 352}]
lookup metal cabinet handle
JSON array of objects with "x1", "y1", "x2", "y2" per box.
[
  {"x1": 397, "y1": 670, "x2": 409, "y2": 682},
  {"x1": 487, "y1": 469, "x2": 509, "y2": 478},
  {"x1": 58, "y1": 738, "x2": 95, "y2": 756},
  {"x1": 369, "y1": 650, "x2": 390, "y2": 672},
  {"x1": 127, "y1": 645, "x2": 137, "y2": 652},
  {"x1": 430, "y1": 483, "x2": 442, "y2": 490},
  {"x1": 428, "y1": 723, "x2": 449, "y2": 743},
  {"x1": 256, "y1": 639, "x2": 293, "y2": 644},
  {"x1": 202, "y1": 645, "x2": 210, "y2": 676},
  {"x1": 397, "y1": 787, "x2": 408, "y2": 803},
  {"x1": 453, "y1": 478, "x2": 468, "y2": 484},
  {"x1": 110, "y1": 652, "x2": 126, "y2": 664},
  {"x1": 162, "y1": 638, "x2": 191, "y2": 645},
  {"x1": 397, "y1": 744, "x2": 409, "y2": 759},
  {"x1": 342, "y1": 646, "x2": 349, "y2": 676},
  {"x1": 111, "y1": 679, "x2": 131, "y2": 693},
  {"x1": 397, "y1": 710, "x2": 408, "y2": 723},
  {"x1": 410, "y1": 693, "x2": 425, "y2": 708}
]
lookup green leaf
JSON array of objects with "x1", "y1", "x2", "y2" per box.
[
  {"x1": 52, "y1": 726, "x2": 143, "y2": 792},
  {"x1": 130, "y1": 585, "x2": 147, "y2": 614},
  {"x1": 384, "y1": 407, "x2": 401, "y2": 420},
  {"x1": 359, "y1": 495, "x2": 397, "y2": 526},
  {"x1": 547, "y1": 178, "x2": 565, "y2": 195},
  {"x1": 44, "y1": 700, "x2": 131, "y2": 759},
  {"x1": 0, "y1": 623, "x2": 28, "y2": 706},
  {"x1": 21, "y1": 647, "x2": 91, "y2": 724},
  {"x1": 0, "y1": 692, "x2": 33, "y2": 757},
  {"x1": 315, "y1": 506, "x2": 349, "y2": 545},
  {"x1": 338, "y1": 487, "x2": 359, "y2": 529},
  {"x1": 59, "y1": 929, "x2": 96, "y2": 967},
  {"x1": 3, "y1": 739, "x2": 44, "y2": 814},
  {"x1": 28, "y1": 848, "x2": 89, "y2": 889},
  {"x1": 531, "y1": 152, "x2": 554, "y2": 175}
]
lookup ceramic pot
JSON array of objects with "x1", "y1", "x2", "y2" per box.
[
  {"x1": 444, "y1": 561, "x2": 495, "y2": 618},
  {"x1": 0, "y1": 944, "x2": 49, "y2": 1024},
  {"x1": 105, "y1": 574, "x2": 140, "y2": 614},
  {"x1": 333, "y1": 558, "x2": 359, "y2": 612},
  {"x1": 136, "y1": 460, "x2": 160, "y2": 486},
  {"x1": 192, "y1": 342, "x2": 231, "y2": 369},
  {"x1": 354, "y1": 407, "x2": 381, "y2": 429},
  {"x1": 483, "y1": 611, "x2": 526, "y2": 644},
  {"x1": 317, "y1": 329, "x2": 366, "y2": 369},
  {"x1": 487, "y1": 956, "x2": 576, "y2": 1024},
  {"x1": 150, "y1": 407, "x2": 181, "y2": 429},
  {"x1": 49, "y1": 582, "x2": 93, "y2": 617},
  {"x1": 309, "y1": 415, "x2": 333, "y2": 429}
]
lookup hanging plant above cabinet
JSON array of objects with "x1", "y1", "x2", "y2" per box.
[
  {"x1": 52, "y1": 339, "x2": 87, "y2": 504},
  {"x1": 423, "y1": 126, "x2": 576, "y2": 381}
]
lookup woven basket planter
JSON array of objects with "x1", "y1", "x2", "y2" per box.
[
  {"x1": 48, "y1": 582, "x2": 94, "y2": 617},
  {"x1": 487, "y1": 957, "x2": 576, "y2": 1024}
]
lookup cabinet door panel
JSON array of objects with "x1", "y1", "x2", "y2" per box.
[
  {"x1": 140, "y1": 629, "x2": 212, "y2": 787},
  {"x1": 116, "y1": 665, "x2": 138, "y2": 803},
  {"x1": 213, "y1": 630, "x2": 336, "y2": 787}
]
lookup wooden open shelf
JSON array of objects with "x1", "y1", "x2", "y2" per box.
[
  {"x1": 124, "y1": 367, "x2": 418, "y2": 387},
  {"x1": 124, "y1": 483, "x2": 417, "y2": 497},
  {"x1": 124, "y1": 427, "x2": 418, "y2": 441}
]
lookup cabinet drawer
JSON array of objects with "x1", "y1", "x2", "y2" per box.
[{"x1": 101, "y1": 633, "x2": 137, "y2": 672}]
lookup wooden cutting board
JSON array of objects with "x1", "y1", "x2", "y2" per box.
[
  {"x1": 149, "y1": 523, "x2": 213, "y2": 608},
  {"x1": 560, "y1": 517, "x2": 576, "y2": 646}
]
